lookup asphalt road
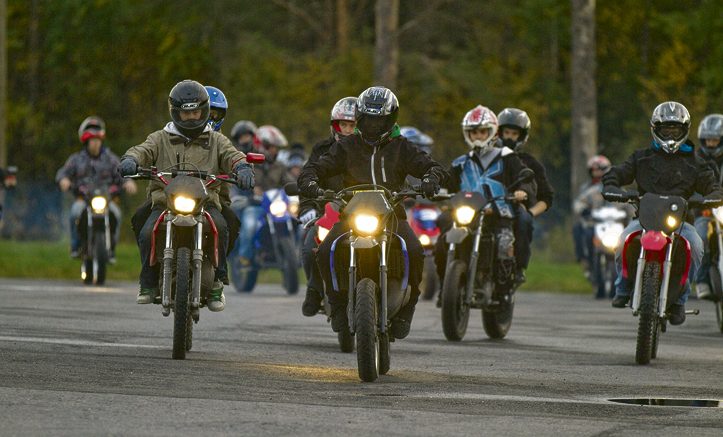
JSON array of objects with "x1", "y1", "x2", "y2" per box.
[{"x1": 0, "y1": 278, "x2": 721, "y2": 436}]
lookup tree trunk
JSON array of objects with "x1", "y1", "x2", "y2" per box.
[
  {"x1": 0, "y1": 0, "x2": 7, "y2": 168},
  {"x1": 336, "y1": 0, "x2": 349, "y2": 54},
  {"x1": 570, "y1": 0, "x2": 597, "y2": 203},
  {"x1": 374, "y1": 0, "x2": 399, "y2": 90}
]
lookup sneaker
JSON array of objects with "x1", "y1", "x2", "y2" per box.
[
  {"x1": 696, "y1": 283, "x2": 713, "y2": 301},
  {"x1": 611, "y1": 294, "x2": 630, "y2": 308},
  {"x1": 207, "y1": 281, "x2": 226, "y2": 312},
  {"x1": 330, "y1": 304, "x2": 348, "y2": 333},
  {"x1": 302, "y1": 287, "x2": 323, "y2": 317},
  {"x1": 136, "y1": 287, "x2": 157, "y2": 304},
  {"x1": 669, "y1": 304, "x2": 686, "y2": 325},
  {"x1": 391, "y1": 304, "x2": 416, "y2": 339}
]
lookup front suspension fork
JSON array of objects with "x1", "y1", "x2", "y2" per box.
[
  {"x1": 161, "y1": 219, "x2": 174, "y2": 316},
  {"x1": 464, "y1": 219, "x2": 484, "y2": 305},
  {"x1": 191, "y1": 222, "x2": 203, "y2": 315}
]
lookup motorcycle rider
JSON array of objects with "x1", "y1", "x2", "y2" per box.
[
  {"x1": 603, "y1": 101, "x2": 723, "y2": 325},
  {"x1": 692, "y1": 113, "x2": 723, "y2": 300},
  {"x1": 230, "y1": 124, "x2": 293, "y2": 270},
  {"x1": 119, "y1": 80, "x2": 254, "y2": 311},
  {"x1": 434, "y1": 105, "x2": 535, "y2": 285},
  {"x1": 299, "y1": 96, "x2": 356, "y2": 316},
  {"x1": 56, "y1": 116, "x2": 137, "y2": 259},
  {"x1": 229, "y1": 120, "x2": 258, "y2": 154},
  {"x1": 497, "y1": 107, "x2": 553, "y2": 283},
  {"x1": 0, "y1": 166, "x2": 17, "y2": 224},
  {"x1": 298, "y1": 86, "x2": 447, "y2": 339},
  {"x1": 206, "y1": 85, "x2": 228, "y2": 132},
  {"x1": 573, "y1": 155, "x2": 612, "y2": 277}
]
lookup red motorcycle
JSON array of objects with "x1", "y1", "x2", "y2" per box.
[{"x1": 407, "y1": 200, "x2": 442, "y2": 300}]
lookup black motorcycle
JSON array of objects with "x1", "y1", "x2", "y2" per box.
[
  {"x1": 441, "y1": 169, "x2": 534, "y2": 341},
  {"x1": 317, "y1": 184, "x2": 432, "y2": 382},
  {"x1": 77, "y1": 182, "x2": 118, "y2": 286},
  {"x1": 129, "y1": 156, "x2": 263, "y2": 359}
]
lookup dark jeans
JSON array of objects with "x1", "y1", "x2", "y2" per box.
[
  {"x1": 302, "y1": 225, "x2": 324, "y2": 295},
  {"x1": 573, "y1": 220, "x2": 594, "y2": 265},
  {"x1": 132, "y1": 199, "x2": 240, "y2": 256},
  {"x1": 137, "y1": 206, "x2": 229, "y2": 288},
  {"x1": 316, "y1": 218, "x2": 423, "y2": 314}
]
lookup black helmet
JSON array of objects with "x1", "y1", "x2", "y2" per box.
[
  {"x1": 356, "y1": 86, "x2": 399, "y2": 146},
  {"x1": 230, "y1": 120, "x2": 257, "y2": 141},
  {"x1": 497, "y1": 108, "x2": 531, "y2": 150},
  {"x1": 698, "y1": 113, "x2": 723, "y2": 158},
  {"x1": 650, "y1": 101, "x2": 690, "y2": 154},
  {"x1": 168, "y1": 80, "x2": 210, "y2": 139}
]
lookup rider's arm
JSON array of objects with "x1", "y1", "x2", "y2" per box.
[
  {"x1": 298, "y1": 140, "x2": 347, "y2": 189},
  {"x1": 122, "y1": 132, "x2": 162, "y2": 168},
  {"x1": 525, "y1": 154, "x2": 554, "y2": 214},
  {"x1": 694, "y1": 160, "x2": 723, "y2": 199},
  {"x1": 216, "y1": 134, "x2": 246, "y2": 174},
  {"x1": 401, "y1": 139, "x2": 446, "y2": 182},
  {"x1": 602, "y1": 151, "x2": 637, "y2": 189},
  {"x1": 55, "y1": 154, "x2": 77, "y2": 184}
]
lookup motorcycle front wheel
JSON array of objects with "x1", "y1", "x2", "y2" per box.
[
  {"x1": 279, "y1": 237, "x2": 299, "y2": 295},
  {"x1": 635, "y1": 261, "x2": 660, "y2": 365},
  {"x1": 441, "y1": 260, "x2": 470, "y2": 341},
  {"x1": 173, "y1": 247, "x2": 191, "y2": 360},
  {"x1": 482, "y1": 291, "x2": 514, "y2": 340},
  {"x1": 355, "y1": 278, "x2": 380, "y2": 382},
  {"x1": 92, "y1": 230, "x2": 108, "y2": 285},
  {"x1": 421, "y1": 256, "x2": 439, "y2": 300}
]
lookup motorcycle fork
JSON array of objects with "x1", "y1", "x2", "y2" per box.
[
  {"x1": 267, "y1": 214, "x2": 283, "y2": 264},
  {"x1": 104, "y1": 211, "x2": 111, "y2": 255},
  {"x1": 379, "y1": 235, "x2": 388, "y2": 335},
  {"x1": 347, "y1": 244, "x2": 357, "y2": 333},
  {"x1": 161, "y1": 218, "x2": 174, "y2": 316},
  {"x1": 464, "y1": 218, "x2": 484, "y2": 306},
  {"x1": 657, "y1": 236, "x2": 675, "y2": 318},
  {"x1": 191, "y1": 221, "x2": 203, "y2": 317},
  {"x1": 716, "y1": 220, "x2": 723, "y2": 279}
]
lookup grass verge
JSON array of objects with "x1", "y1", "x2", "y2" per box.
[{"x1": 0, "y1": 240, "x2": 591, "y2": 293}]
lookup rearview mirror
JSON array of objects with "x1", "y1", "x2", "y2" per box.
[
  {"x1": 284, "y1": 182, "x2": 299, "y2": 196},
  {"x1": 246, "y1": 153, "x2": 265, "y2": 164}
]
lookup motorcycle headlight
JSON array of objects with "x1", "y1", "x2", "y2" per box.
[
  {"x1": 173, "y1": 196, "x2": 196, "y2": 214},
  {"x1": 666, "y1": 215, "x2": 678, "y2": 229},
  {"x1": 317, "y1": 226, "x2": 330, "y2": 242},
  {"x1": 270, "y1": 199, "x2": 287, "y2": 217},
  {"x1": 454, "y1": 206, "x2": 475, "y2": 225},
  {"x1": 90, "y1": 196, "x2": 107, "y2": 213},
  {"x1": 419, "y1": 234, "x2": 431, "y2": 246},
  {"x1": 601, "y1": 232, "x2": 620, "y2": 250},
  {"x1": 289, "y1": 201, "x2": 299, "y2": 217},
  {"x1": 353, "y1": 214, "x2": 379, "y2": 235}
]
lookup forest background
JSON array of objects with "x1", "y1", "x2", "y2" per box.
[{"x1": 0, "y1": 0, "x2": 721, "y2": 263}]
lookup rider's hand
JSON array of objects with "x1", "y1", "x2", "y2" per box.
[
  {"x1": 235, "y1": 163, "x2": 255, "y2": 189},
  {"x1": 59, "y1": 177, "x2": 71, "y2": 192},
  {"x1": 602, "y1": 185, "x2": 625, "y2": 201},
  {"x1": 118, "y1": 158, "x2": 138, "y2": 177},
  {"x1": 123, "y1": 179, "x2": 138, "y2": 195},
  {"x1": 300, "y1": 180, "x2": 322, "y2": 198},
  {"x1": 299, "y1": 209, "x2": 318, "y2": 226},
  {"x1": 513, "y1": 190, "x2": 528, "y2": 202},
  {"x1": 421, "y1": 173, "x2": 440, "y2": 199}
]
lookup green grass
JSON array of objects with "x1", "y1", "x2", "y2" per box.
[{"x1": 0, "y1": 240, "x2": 592, "y2": 293}]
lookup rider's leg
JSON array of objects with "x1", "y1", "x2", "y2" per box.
[
  {"x1": 514, "y1": 207, "x2": 534, "y2": 282},
  {"x1": 678, "y1": 222, "x2": 703, "y2": 306},
  {"x1": 390, "y1": 220, "x2": 424, "y2": 339},
  {"x1": 69, "y1": 199, "x2": 86, "y2": 255},
  {"x1": 316, "y1": 222, "x2": 350, "y2": 331},
  {"x1": 693, "y1": 216, "x2": 712, "y2": 298},
  {"x1": 136, "y1": 208, "x2": 164, "y2": 302},
  {"x1": 131, "y1": 199, "x2": 153, "y2": 243},
  {"x1": 236, "y1": 205, "x2": 262, "y2": 261},
  {"x1": 301, "y1": 226, "x2": 324, "y2": 316},
  {"x1": 612, "y1": 219, "x2": 643, "y2": 306},
  {"x1": 108, "y1": 201, "x2": 122, "y2": 257},
  {"x1": 221, "y1": 203, "x2": 240, "y2": 256}
]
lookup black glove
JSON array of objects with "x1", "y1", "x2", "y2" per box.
[
  {"x1": 421, "y1": 173, "x2": 440, "y2": 199},
  {"x1": 235, "y1": 163, "x2": 255, "y2": 189},
  {"x1": 118, "y1": 158, "x2": 138, "y2": 177},
  {"x1": 300, "y1": 180, "x2": 322, "y2": 198},
  {"x1": 602, "y1": 186, "x2": 628, "y2": 202}
]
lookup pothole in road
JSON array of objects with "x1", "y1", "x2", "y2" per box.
[{"x1": 608, "y1": 398, "x2": 722, "y2": 408}]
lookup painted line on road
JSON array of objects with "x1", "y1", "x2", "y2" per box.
[
  {"x1": 0, "y1": 335, "x2": 164, "y2": 349},
  {"x1": 1, "y1": 284, "x2": 126, "y2": 293},
  {"x1": 410, "y1": 392, "x2": 604, "y2": 404}
]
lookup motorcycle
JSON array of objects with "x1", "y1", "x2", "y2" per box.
[
  {"x1": 77, "y1": 182, "x2": 118, "y2": 286},
  {"x1": 590, "y1": 205, "x2": 628, "y2": 299},
  {"x1": 440, "y1": 169, "x2": 534, "y2": 341},
  {"x1": 229, "y1": 188, "x2": 300, "y2": 295},
  {"x1": 703, "y1": 207, "x2": 723, "y2": 333},
  {"x1": 604, "y1": 191, "x2": 720, "y2": 364},
  {"x1": 408, "y1": 200, "x2": 442, "y2": 300},
  {"x1": 317, "y1": 184, "x2": 432, "y2": 382},
  {"x1": 129, "y1": 153, "x2": 265, "y2": 359}
]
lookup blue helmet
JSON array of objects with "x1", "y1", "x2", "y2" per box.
[
  {"x1": 205, "y1": 85, "x2": 228, "y2": 131},
  {"x1": 400, "y1": 126, "x2": 434, "y2": 154}
]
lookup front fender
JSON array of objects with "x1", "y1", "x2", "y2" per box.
[{"x1": 640, "y1": 231, "x2": 670, "y2": 251}]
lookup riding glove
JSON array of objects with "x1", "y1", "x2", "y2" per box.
[
  {"x1": 421, "y1": 173, "x2": 440, "y2": 199},
  {"x1": 300, "y1": 180, "x2": 322, "y2": 198},
  {"x1": 235, "y1": 163, "x2": 255, "y2": 189},
  {"x1": 118, "y1": 158, "x2": 138, "y2": 177}
]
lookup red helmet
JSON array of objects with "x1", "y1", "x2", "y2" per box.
[
  {"x1": 78, "y1": 116, "x2": 106, "y2": 144},
  {"x1": 330, "y1": 96, "x2": 357, "y2": 138},
  {"x1": 587, "y1": 155, "x2": 611, "y2": 172},
  {"x1": 462, "y1": 105, "x2": 498, "y2": 153}
]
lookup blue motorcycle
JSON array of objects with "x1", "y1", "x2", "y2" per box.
[{"x1": 229, "y1": 188, "x2": 300, "y2": 294}]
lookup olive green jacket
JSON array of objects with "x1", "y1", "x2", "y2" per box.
[{"x1": 122, "y1": 123, "x2": 245, "y2": 210}]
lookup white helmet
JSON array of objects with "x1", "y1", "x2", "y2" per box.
[
  {"x1": 330, "y1": 96, "x2": 357, "y2": 139},
  {"x1": 650, "y1": 101, "x2": 690, "y2": 154},
  {"x1": 462, "y1": 105, "x2": 498, "y2": 153}
]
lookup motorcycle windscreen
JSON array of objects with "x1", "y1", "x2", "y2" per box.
[
  {"x1": 165, "y1": 175, "x2": 209, "y2": 210},
  {"x1": 638, "y1": 193, "x2": 686, "y2": 232},
  {"x1": 449, "y1": 191, "x2": 487, "y2": 212},
  {"x1": 345, "y1": 191, "x2": 393, "y2": 218}
]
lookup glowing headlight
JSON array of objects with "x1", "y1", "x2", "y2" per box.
[
  {"x1": 270, "y1": 200, "x2": 287, "y2": 217},
  {"x1": 90, "y1": 196, "x2": 107, "y2": 213},
  {"x1": 666, "y1": 215, "x2": 678, "y2": 229},
  {"x1": 601, "y1": 232, "x2": 620, "y2": 250},
  {"x1": 317, "y1": 226, "x2": 330, "y2": 242},
  {"x1": 173, "y1": 196, "x2": 196, "y2": 213},
  {"x1": 289, "y1": 201, "x2": 299, "y2": 216},
  {"x1": 353, "y1": 214, "x2": 379, "y2": 235},
  {"x1": 454, "y1": 206, "x2": 476, "y2": 225},
  {"x1": 419, "y1": 234, "x2": 431, "y2": 246}
]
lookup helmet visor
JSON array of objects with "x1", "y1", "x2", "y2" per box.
[
  {"x1": 357, "y1": 115, "x2": 395, "y2": 142},
  {"x1": 655, "y1": 123, "x2": 687, "y2": 141}
]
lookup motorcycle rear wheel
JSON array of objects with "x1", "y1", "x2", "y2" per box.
[
  {"x1": 441, "y1": 260, "x2": 469, "y2": 341},
  {"x1": 355, "y1": 278, "x2": 380, "y2": 382},
  {"x1": 173, "y1": 247, "x2": 191, "y2": 360},
  {"x1": 635, "y1": 262, "x2": 660, "y2": 365}
]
